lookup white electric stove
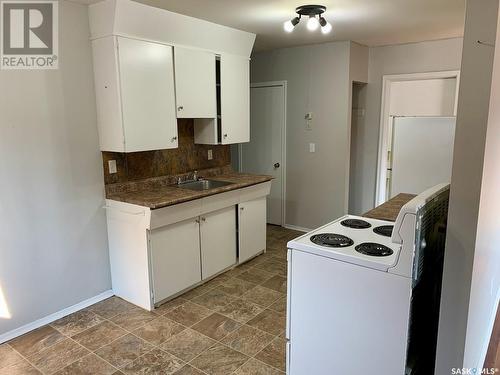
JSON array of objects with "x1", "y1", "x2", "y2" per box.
[
  {"x1": 286, "y1": 183, "x2": 450, "y2": 375},
  {"x1": 288, "y1": 215, "x2": 401, "y2": 272}
]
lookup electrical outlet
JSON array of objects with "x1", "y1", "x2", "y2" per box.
[
  {"x1": 309, "y1": 143, "x2": 316, "y2": 153},
  {"x1": 108, "y1": 160, "x2": 117, "y2": 174},
  {"x1": 208, "y1": 149, "x2": 213, "y2": 160}
]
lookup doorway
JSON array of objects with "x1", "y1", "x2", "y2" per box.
[
  {"x1": 239, "y1": 81, "x2": 286, "y2": 226},
  {"x1": 375, "y1": 71, "x2": 460, "y2": 205}
]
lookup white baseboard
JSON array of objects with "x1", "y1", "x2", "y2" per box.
[
  {"x1": 0, "y1": 290, "x2": 114, "y2": 344},
  {"x1": 284, "y1": 224, "x2": 311, "y2": 233}
]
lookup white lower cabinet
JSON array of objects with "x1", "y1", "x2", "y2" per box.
[
  {"x1": 200, "y1": 206, "x2": 237, "y2": 280},
  {"x1": 238, "y1": 197, "x2": 267, "y2": 263},
  {"x1": 150, "y1": 217, "x2": 202, "y2": 304},
  {"x1": 105, "y1": 181, "x2": 271, "y2": 310}
]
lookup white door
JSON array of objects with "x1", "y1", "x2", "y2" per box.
[
  {"x1": 174, "y1": 47, "x2": 216, "y2": 118},
  {"x1": 238, "y1": 197, "x2": 267, "y2": 263},
  {"x1": 117, "y1": 37, "x2": 178, "y2": 151},
  {"x1": 200, "y1": 206, "x2": 237, "y2": 279},
  {"x1": 150, "y1": 218, "x2": 201, "y2": 304},
  {"x1": 220, "y1": 54, "x2": 250, "y2": 144},
  {"x1": 241, "y1": 84, "x2": 285, "y2": 225},
  {"x1": 389, "y1": 116, "x2": 456, "y2": 197}
]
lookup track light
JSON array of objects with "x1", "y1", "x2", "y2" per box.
[
  {"x1": 284, "y1": 16, "x2": 300, "y2": 32},
  {"x1": 307, "y1": 15, "x2": 319, "y2": 31},
  {"x1": 319, "y1": 16, "x2": 332, "y2": 34},
  {"x1": 283, "y1": 5, "x2": 332, "y2": 34}
]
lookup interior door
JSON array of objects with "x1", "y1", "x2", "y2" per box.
[
  {"x1": 150, "y1": 218, "x2": 201, "y2": 304},
  {"x1": 174, "y1": 47, "x2": 216, "y2": 118},
  {"x1": 241, "y1": 85, "x2": 284, "y2": 225},
  {"x1": 389, "y1": 116, "x2": 456, "y2": 197},
  {"x1": 200, "y1": 206, "x2": 237, "y2": 279},
  {"x1": 117, "y1": 37, "x2": 178, "y2": 152}
]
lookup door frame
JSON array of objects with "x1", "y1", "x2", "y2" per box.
[
  {"x1": 375, "y1": 70, "x2": 460, "y2": 206},
  {"x1": 239, "y1": 80, "x2": 287, "y2": 226}
]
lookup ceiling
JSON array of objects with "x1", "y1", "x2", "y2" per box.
[{"x1": 75, "y1": 0, "x2": 466, "y2": 52}]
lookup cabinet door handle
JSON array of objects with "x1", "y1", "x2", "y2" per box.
[
  {"x1": 177, "y1": 106, "x2": 183, "y2": 111},
  {"x1": 223, "y1": 134, "x2": 228, "y2": 139},
  {"x1": 240, "y1": 207, "x2": 244, "y2": 211},
  {"x1": 274, "y1": 162, "x2": 280, "y2": 168},
  {"x1": 171, "y1": 136, "x2": 177, "y2": 142},
  {"x1": 201, "y1": 217, "x2": 206, "y2": 222},
  {"x1": 195, "y1": 219, "x2": 200, "y2": 224}
]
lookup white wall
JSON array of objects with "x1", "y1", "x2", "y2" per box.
[
  {"x1": 436, "y1": 0, "x2": 500, "y2": 372},
  {"x1": 349, "y1": 38, "x2": 463, "y2": 215},
  {"x1": 0, "y1": 1, "x2": 111, "y2": 335},
  {"x1": 251, "y1": 42, "x2": 352, "y2": 229},
  {"x1": 466, "y1": 15, "x2": 500, "y2": 366},
  {"x1": 389, "y1": 78, "x2": 457, "y2": 116}
]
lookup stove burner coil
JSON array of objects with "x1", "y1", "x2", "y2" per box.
[
  {"x1": 373, "y1": 225, "x2": 394, "y2": 237},
  {"x1": 340, "y1": 219, "x2": 372, "y2": 229},
  {"x1": 310, "y1": 233, "x2": 354, "y2": 248},
  {"x1": 355, "y1": 242, "x2": 394, "y2": 257}
]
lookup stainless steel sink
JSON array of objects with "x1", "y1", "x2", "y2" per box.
[{"x1": 177, "y1": 179, "x2": 234, "y2": 191}]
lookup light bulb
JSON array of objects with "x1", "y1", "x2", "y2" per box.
[
  {"x1": 321, "y1": 21, "x2": 332, "y2": 34},
  {"x1": 307, "y1": 16, "x2": 319, "y2": 31},
  {"x1": 284, "y1": 20, "x2": 294, "y2": 32}
]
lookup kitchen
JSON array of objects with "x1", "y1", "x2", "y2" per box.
[{"x1": 0, "y1": 0, "x2": 499, "y2": 374}]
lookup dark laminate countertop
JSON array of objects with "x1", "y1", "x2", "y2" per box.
[
  {"x1": 363, "y1": 193, "x2": 417, "y2": 221},
  {"x1": 106, "y1": 172, "x2": 273, "y2": 209}
]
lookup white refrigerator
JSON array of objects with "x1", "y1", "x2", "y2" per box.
[{"x1": 389, "y1": 116, "x2": 456, "y2": 198}]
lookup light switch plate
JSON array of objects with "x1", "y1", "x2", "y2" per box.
[
  {"x1": 108, "y1": 160, "x2": 117, "y2": 174},
  {"x1": 309, "y1": 143, "x2": 316, "y2": 153},
  {"x1": 208, "y1": 149, "x2": 213, "y2": 160}
]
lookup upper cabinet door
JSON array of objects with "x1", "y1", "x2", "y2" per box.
[
  {"x1": 174, "y1": 47, "x2": 217, "y2": 118},
  {"x1": 117, "y1": 37, "x2": 178, "y2": 152},
  {"x1": 220, "y1": 54, "x2": 250, "y2": 144}
]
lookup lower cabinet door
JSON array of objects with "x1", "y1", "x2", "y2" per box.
[
  {"x1": 238, "y1": 197, "x2": 267, "y2": 263},
  {"x1": 200, "y1": 206, "x2": 237, "y2": 279},
  {"x1": 150, "y1": 217, "x2": 201, "y2": 304}
]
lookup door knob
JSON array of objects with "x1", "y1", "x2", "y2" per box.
[
  {"x1": 177, "y1": 106, "x2": 183, "y2": 111},
  {"x1": 274, "y1": 163, "x2": 280, "y2": 168},
  {"x1": 171, "y1": 136, "x2": 177, "y2": 142}
]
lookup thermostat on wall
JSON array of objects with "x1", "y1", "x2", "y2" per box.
[{"x1": 305, "y1": 112, "x2": 313, "y2": 130}]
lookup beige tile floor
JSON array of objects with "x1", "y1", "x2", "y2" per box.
[{"x1": 0, "y1": 225, "x2": 302, "y2": 375}]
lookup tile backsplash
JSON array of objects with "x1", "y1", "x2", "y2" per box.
[{"x1": 102, "y1": 119, "x2": 231, "y2": 185}]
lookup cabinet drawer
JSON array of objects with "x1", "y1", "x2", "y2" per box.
[{"x1": 150, "y1": 199, "x2": 202, "y2": 229}]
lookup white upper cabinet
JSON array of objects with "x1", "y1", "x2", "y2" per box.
[
  {"x1": 89, "y1": 0, "x2": 256, "y2": 150},
  {"x1": 221, "y1": 54, "x2": 250, "y2": 144},
  {"x1": 92, "y1": 36, "x2": 178, "y2": 152},
  {"x1": 174, "y1": 47, "x2": 217, "y2": 118}
]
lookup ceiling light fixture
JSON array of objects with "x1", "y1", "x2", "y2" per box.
[{"x1": 283, "y1": 5, "x2": 332, "y2": 34}]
